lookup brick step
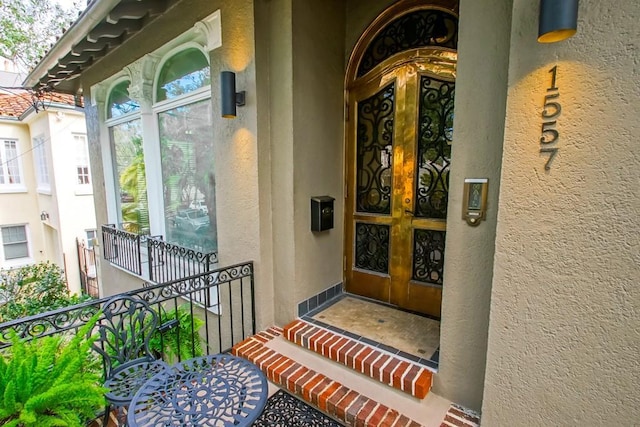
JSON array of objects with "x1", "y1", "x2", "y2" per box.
[
  {"x1": 283, "y1": 319, "x2": 433, "y2": 399},
  {"x1": 232, "y1": 327, "x2": 426, "y2": 426}
]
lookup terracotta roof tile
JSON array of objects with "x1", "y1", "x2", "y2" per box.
[{"x1": 0, "y1": 91, "x2": 79, "y2": 118}]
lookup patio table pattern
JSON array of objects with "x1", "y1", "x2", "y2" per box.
[{"x1": 127, "y1": 354, "x2": 268, "y2": 426}]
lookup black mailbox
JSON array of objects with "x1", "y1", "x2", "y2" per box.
[{"x1": 311, "y1": 196, "x2": 335, "y2": 232}]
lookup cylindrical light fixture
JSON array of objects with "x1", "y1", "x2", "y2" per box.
[
  {"x1": 538, "y1": 0, "x2": 579, "y2": 43},
  {"x1": 221, "y1": 71, "x2": 246, "y2": 118}
]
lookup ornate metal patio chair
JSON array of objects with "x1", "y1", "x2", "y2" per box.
[{"x1": 91, "y1": 295, "x2": 172, "y2": 425}]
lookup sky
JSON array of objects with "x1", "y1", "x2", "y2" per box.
[{"x1": 52, "y1": 0, "x2": 84, "y2": 12}]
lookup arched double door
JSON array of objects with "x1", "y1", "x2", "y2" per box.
[{"x1": 344, "y1": 2, "x2": 458, "y2": 318}]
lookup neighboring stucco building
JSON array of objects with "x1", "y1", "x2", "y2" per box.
[
  {"x1": 0, "y1": 89, "x2": 96, "y2": 295},
  {"x1": 24, "y1": 0, "x2": 639, "y2": 424}
]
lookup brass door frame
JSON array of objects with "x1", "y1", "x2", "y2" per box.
[{"x1": 344, "y1": 49, "x2": 456, "y2": 316}]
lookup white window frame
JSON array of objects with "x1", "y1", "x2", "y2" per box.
[
  {"x1": 74, "y1": 134, "x2": 92, "y2": 194},
  {"x1": 105, "y1": 92, "x2": 143, "y2": 230},
  {"x1": 86, "y1": 229, "x2": 97, "y2": 248},
  {"x1": 0, "y1": 224, "x2": 33, "y2": 267},
  {"x1": 32, "y1": 135, "x2": 51, "y2": 194},
  {"x1": 0, "y1": 139, "x2": 26, "y2": 193}
]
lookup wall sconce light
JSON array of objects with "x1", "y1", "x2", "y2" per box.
[
  {"x1": 221, "y1": 71, "x2": 246, "y2": 118},
  {"x1": 538, "y1": 0, "x2": 579, "y2": 43},
  {"x1": 40, "y1": 211, "x2": 49, "y2": 221}
]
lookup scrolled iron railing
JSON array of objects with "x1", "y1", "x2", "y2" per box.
[
  {"x1": 0, "y1": 261, "x2": 256, "y2": 360},
  {"x1": 101, "y1": 225, "x2": 219, "y2": 286},
  {"x1": 146, "y1": 236, "x2": 218, "y2": 284}
]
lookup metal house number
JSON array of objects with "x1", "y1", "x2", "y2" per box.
[{"x1": 540, "y1": 65, "x2": 561, "y2": 170}]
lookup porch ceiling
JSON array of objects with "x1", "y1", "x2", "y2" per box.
[{"x1": 24, "y1": 0, "x2": 172, "y2": 95}]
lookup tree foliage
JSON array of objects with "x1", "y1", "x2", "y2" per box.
[
  {"x1": 0, "y1": 262, "x2": 91, "y2": 323},
  {"x1": 0, "y1": 0, "x2": 82, "y2": 72}
]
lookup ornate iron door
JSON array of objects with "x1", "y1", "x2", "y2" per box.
[{"x1": 345, "y1": 60, "x2": 455, "y2": 318}]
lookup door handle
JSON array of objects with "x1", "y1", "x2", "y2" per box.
[{"x1": 405, "y1": 209, "x2": 414, "y2": 216}]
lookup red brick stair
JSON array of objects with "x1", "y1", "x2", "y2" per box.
[
  {"x1": 232, "y1": 327, "x2": 424, "y2": 426},
  {"x1": 283, "y1": 319, "x2": 433, "y2": 399}
]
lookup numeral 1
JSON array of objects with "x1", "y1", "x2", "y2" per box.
[{"x1": 547, "y1": 65, "x2": 558, "y2": 91}]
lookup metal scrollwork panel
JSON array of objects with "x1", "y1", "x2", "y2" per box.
[
  {"x1": 415, "y1": 75, "x2": 455, "y2": 219},
  {"x1": 356, "y1": 83, "x2": 395, "y2": 214},
  {"x1": 358, "y1": 9, "x2": 458, "y2": 77},
  {"x1": 412, "y1": 229, "x2": 446, "y2": 285},
  {"x1": 355, "y1": 222, "x2": 390, "y2": 274}
]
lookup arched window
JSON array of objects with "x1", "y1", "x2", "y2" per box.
[
  {"x1": 107, "y1": 80, "x2": 140, "y2": 119},
  {"x1": 106, "y1": 81, "x2": 148, "y2": 234},
  {"x1": 156, "y1": 48, "x2": 210, "y2": 102},
  {"x1": 154, "y1": 48, "x2": 216, "y2": 252}
]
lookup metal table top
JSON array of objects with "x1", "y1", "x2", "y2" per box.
[{"x1": 127, "y1": 354, "x2": 268, "y2": 427}]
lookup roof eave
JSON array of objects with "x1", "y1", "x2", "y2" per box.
[{"x1": 23, "y1": 0, "x2": 121, "y2": 90}]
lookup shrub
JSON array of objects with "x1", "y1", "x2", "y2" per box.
[{"x1": 0, "y1": 262, "x2": 92, "y2": 322}]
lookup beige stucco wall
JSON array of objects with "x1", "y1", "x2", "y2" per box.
[
  {"x1": 482, "y1": 0, "x2": 640, "y2": 424},
  {"x1": 0, "y1": 121, "x2": 46, "y2": 268},
  {"x1": 289, "y1": 0, "x2": 346, "y2": 320},
  {"x1": 433, "y1": 0, "x2": 512, "y2": 411}
]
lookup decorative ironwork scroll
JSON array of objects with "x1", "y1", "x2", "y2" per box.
[
  {"x1": 355, "y1": 222, "x2": 390, "y2": 274},
  {"x1": 358, "y1": 9, "x2": 458, "y2": 77},
  {"x1": 412, "y1": 229, "x2": 446, "y2": 285},
  {"x1": 356, "y1": 83, "x2": 395, "y2": 214},
  {"x1": 415, "y1": 75, "x2": 455, "y2": 219}
]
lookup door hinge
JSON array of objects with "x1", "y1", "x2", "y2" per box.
[
  {"x1": 343, "y1": 255, "x2": 347, "y2": 271},
  {"x1": 344, "y1": 182, "x2": 348, "y2": 198},
  {"x1": 345, "y1": 103, "x2": 349, "y2": 121}
]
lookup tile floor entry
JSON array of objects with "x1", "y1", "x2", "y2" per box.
[{"x1": 306, "y1": 295, "x2": 440, "y2": 367}]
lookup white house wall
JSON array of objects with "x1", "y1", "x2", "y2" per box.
[{"x1": 42, "y1": 110, "x2": 95, "y2": 294}]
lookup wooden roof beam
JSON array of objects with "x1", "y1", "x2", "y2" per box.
[{"x1": 87, "y1": 19, "x2": 142, "y2": 43}]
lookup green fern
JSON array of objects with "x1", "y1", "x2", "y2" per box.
[
  {"x1": 149, "y1": 305, "x2": 205, "y2": 363},
  {"x1": 0, "y1": 313, "x2": 106, "y2": 427}
]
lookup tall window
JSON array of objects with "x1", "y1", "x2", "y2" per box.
[
  {"x1": 0, "y1": 139, "x2": 23, "y2": 189},
  {"x1": 74, "y1": 134, "x2": 91, "y2": 185},
  {"x1": 107, "y1": 81, "x2": 149, "y2": 234},
  {"x1": 33, "y1": 136, "x2": 50, "y2": 191},
  {"x1": 1, "y1": 225, "x2": 29, "y2": 261},
  {"x1": 156, "y1": 48, "x2": 216, "y2": 252}
]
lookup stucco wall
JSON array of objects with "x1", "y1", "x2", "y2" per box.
[
  {"x1": 0, "y1": 122, "x2": 45, "y2": 268},
  {"x1": 44, "y1": 109, "x2": 95, "y2": 294},
  {"x1": 433, "y1": 0, "x2": 512, "y2": 411},
  {"x1": 290, "y1": 0, "x2": 346, "y2": 319},
  {"x1": 483, "y1": 0, "x2": 640, "y2": 424}
]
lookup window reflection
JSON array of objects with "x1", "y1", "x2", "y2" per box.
[
  {"x1": 110, "y1": 119, "x2": 149, "y2": 234},
  {"x1": 158, "y1": 99, "x2": 216, "y2": 252},
  {"x1": 107, "y1": 81, "x2": 140, "y2": 119},
  {"x1": 156, "y1": 49, "x2": 210, "y2": 102}
]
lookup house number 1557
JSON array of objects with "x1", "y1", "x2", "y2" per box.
[{"x1": 540, "y1": 65, "x2": 561, "y2": 170}]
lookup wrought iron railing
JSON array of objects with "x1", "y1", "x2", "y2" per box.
[
  {"x1": 146, "y1": 237, "x2": 218, "y2": 283},
  {"x1": 101, "y1": 225, "x2": 219, "y2": 287},
  {"x1": 102, "y1": 224, "x2": 142, "y2": 275},
  {"x1": 0, "y1": 261, "x2": 256, "y2": 360}
]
